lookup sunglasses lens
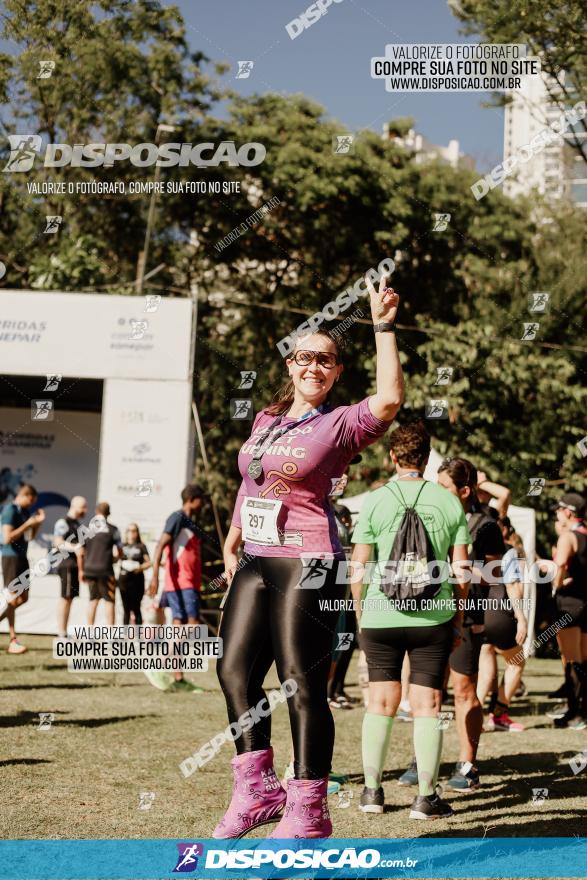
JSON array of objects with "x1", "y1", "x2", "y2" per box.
[{"x1": 294, "y1": 350, "x2": 337, "y2": 368}]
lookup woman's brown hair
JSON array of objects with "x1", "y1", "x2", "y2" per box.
[
  {"x1": 125, "y1": 522, "x2": 142, "y2": 544},
  {"x1": 265, "y1": 329, "x2": 340, "y2": 416},
  {"x1": 438, "y1": 457, "x2": 481, "y2": 508}
]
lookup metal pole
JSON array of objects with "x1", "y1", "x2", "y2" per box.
[
  {"x1": 136, "y1": 163, "x2": 161, "y2": 294},
  {"x1": 190, "y1": 283, "x2": 225, "y2": 547},
  {"x1": 192, "y1": 400, "x2": 225, "y2": 546},
  {"x1": 136, "y1": 124, "x2": 175, "y2": 294}
]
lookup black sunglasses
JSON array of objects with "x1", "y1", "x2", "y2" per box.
[{"x1": 291, "y1": 349, "x2": 338, "y2": 369}]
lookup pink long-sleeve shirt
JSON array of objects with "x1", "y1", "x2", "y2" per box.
[{"x1": 231, "y1": 397, "x2": 392, "y2": 559}]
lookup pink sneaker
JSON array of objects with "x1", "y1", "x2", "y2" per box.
[
  {"x1": 268, "y1": 777, "x2": 332, "y2": 839},
  {"x1": 7, "y1": 639, "x2": 27, "y2": 654},
  {"x1": 213, "y1": 748, "x2": 286, "y2": 839},
  {"x1": 492, "y1": 710, "x2": 524, "y2": 732}
]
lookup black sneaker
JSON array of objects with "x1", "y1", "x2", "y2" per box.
[
  {"x1": 409, "y1": 790, "x2": 453, "y2": 820},
  {"x1": 359, "y1": 785, "x2": 384, "y2": 814},
  {"x1": 548, "y1": 682, "x2": 566, "y2": 699},
  {"x1": 446, "y1": 761, "x2": 480, "y2": 791},
  {"x1": 554, "y1": 709, "x2": 581, "y2": 728},
  {"x1": 546, "y1": 702, "x2": 568, "y2": 720}
]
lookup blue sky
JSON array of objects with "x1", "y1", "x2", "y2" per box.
[{"x1": 169, "y1": 0, "x2": 504, "y2": 171}]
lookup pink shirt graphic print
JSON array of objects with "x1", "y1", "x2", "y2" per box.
[{"x1": 231, "y1": 397, "x2": 392, "y2": 558}]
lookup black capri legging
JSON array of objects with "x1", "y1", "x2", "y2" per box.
[{"x1": 216, "y1": 555, "x2": 345, "y2": 780}]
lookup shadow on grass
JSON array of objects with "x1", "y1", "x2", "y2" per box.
[
  {"x1": 0, "y1": 711, "x2": 157, "y2": 729},
  {"x1": 0, "y1": 683, "x2": 111, "y2": 691},
  {"x1": 382, "y1": 802, "x2": 406, "y2": 814},
  {"x1": 435, "y1": 751, "x2": 587, "y2": 818},
  {"x1": 0, "y1": 758, "x2": 51, "y2": 767},
  {"x1": 4, "y1": 663, "x2": 75, "y2": 672},
  {"x1": 345, "y1": 752, "x2": 585, "y2": 800},
  {"x1": 424, "y1": 814, "x2": 587, "y2": 837}
]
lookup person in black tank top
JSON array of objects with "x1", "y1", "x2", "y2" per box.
[
  {"x1": 118, "y1": 524, "x2": 151, "y2": 625},
  {"x1": 551, "y1": 493, "x2": 587, "y2": 728}
]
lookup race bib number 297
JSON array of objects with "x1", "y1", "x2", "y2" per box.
[{"x1": 241, "y1": 497, "x2": 282, "y2": 546}]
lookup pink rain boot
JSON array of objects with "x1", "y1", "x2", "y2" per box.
[
  {"x1": 213, "y1": 748, "x2": 286, "y2": 839},
  {"x1": 268, "y1": 777, "x2": 332, "y2": 839}
]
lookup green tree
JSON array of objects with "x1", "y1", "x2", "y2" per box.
[
  {"x1": 0, "y1": 0, "x2": 227, "y2": 291},
  {"x1": 448, "y1": 0, "x2": 587, "y2": 160},
  {"x1": 185, "y1": 93, "x2": 568, "y2": 537}
]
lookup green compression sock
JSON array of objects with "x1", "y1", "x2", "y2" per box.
[
  {"x1": 413, "y1": 716, "x2": 443, "y2": 796},
  {"x1": 362, "y1": 712, "x2": 393, "y2": 790}
]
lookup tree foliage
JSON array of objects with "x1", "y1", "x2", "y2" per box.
[
  {"x1": 448, "y1": 0, "x2": 587, "y2": 161},
  {"x1": 0, "y1": 0, "x2": 228, "y2": 291}
]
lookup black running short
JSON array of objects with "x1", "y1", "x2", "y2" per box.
[
  {"x1": 483, "y1": 613, "x2": 517, "y2": 651},
  {"x1": 1, "y1": 555, "x2": 29, "y2": 592},
  {"x1": 58, "y1": 565, "x2": 79, "y2": 600},
  {"x1": 86, "y1": 575, "x2": 116, "y2": 603},
  {"x1": 483, "y1": 585, "x2": 518, "y2": 650},
  {"x1": 449, "y1": 625, "x2": 484, "y2": 676},
  {"x1": 556, "y1": 594, "x2": 587, "y2": 633},
  {"x1": 361, "y1": 620, "x2": 453, "y2": 690}
]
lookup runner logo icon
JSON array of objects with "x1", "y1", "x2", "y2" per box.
[
  {"x1": 336, "y1": 632, "x2": 354, "y2": 651},
  {"x1": 3, "y1": 135, "x2": 42, "y2": 172},
  {"x1": 528, "y1": 292, "x2": 550, "y2": 312},
  {"x1": 333, "y1": 134, "x2": 354, "y2": 154},
  {"x1": 432, "y1": 213, "x2": 451, "y2": 231},
  {"x1": 236, "y1": 61, "x2": 254, "y2": 79},
  {"x1": 425, "y1": 399, "x2": 448, "y2": 419},
  {"x1": 297, "y1": 556, "x2": 335, "y2": 589},
  {"x1": 173, "y1": 843, "x2": 204, "y2": 873},
  {"x1": 44, "y1": 375, "x2": 62, "y2": 392},
  {"x1": 434, "y1": 366, "x2": 453, "y2": 385}
]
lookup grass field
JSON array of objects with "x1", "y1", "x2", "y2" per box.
[{"x1": 1, "y1": 636, "x2": 586, "y2": 842}]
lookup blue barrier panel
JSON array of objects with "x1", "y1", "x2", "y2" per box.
[{"x1": 1, "y1": 837, "x2": 587, "y2": 879}]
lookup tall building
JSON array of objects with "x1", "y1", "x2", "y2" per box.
[
  {"x1": 383, "y1": 124, "x2": 476, "y2": 170},
  {"x1": 503, "y1": 73, "x2": 587, "y2": 208}
]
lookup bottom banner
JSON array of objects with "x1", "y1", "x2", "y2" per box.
[{"x1": 1, "y1": 838, "x2": 587, "y2": 879}]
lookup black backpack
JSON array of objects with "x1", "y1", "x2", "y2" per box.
[{"x1": 378, "y1": 481, "x2": 442, "y2": 606}]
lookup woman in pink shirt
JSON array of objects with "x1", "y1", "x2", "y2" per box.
[{"x1": 214, "y1": 273, "x2": 405, "y2": 839}]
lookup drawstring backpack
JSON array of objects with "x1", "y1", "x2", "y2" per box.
[{"x1": 379, "y1": 481, "x2": 442, "y2": 606}]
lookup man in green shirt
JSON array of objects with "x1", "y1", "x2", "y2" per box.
[{"x1": 351, "y1": 421, "x2": 470, "y2": 820}]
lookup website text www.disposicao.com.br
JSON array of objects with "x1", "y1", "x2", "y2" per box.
[{"x1": 200, "y1": 846, "x2": 417, "y2": 871}]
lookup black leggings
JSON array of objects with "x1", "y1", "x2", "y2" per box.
[
  {"x1": 216, "y1": 555, "x2": 345, "y2": 779},
  {"x1": 119, "y1": 576, "x2": 144, "y2": 625},
  {"x1": 328, "y1": 608, "x2": 357, "y2": 698}
]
